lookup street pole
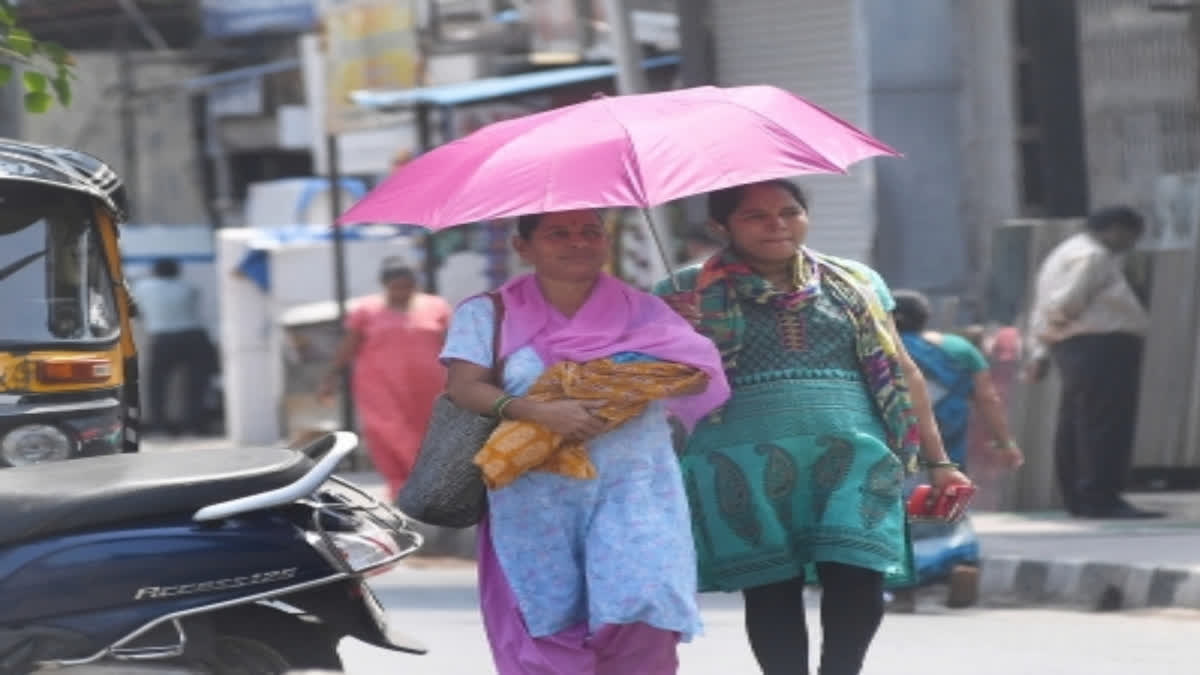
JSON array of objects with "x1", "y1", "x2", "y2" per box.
[
  {"x1": 603, "y1": 0, "x2": 647, "y2": 95},
  {"x1": 416, "y1": 102, "x2": 439, "y2": 293},
  {"x1": 326, "y1": 134, "x2": 356, "y2": 442},
  {"x1": 117, "y1": 19, "x2": 139, "y2": 222},
  {"x1": 676, "y1": 0, "x2": 713, "y2": 87},
  {"x1": 675, "y1": 0, "x2": 714, "y2": 229}
]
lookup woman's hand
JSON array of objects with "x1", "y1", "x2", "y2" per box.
[
  {"x1": 660, "y1": 291, "x2": 701, "y2": 327},
  {"x1": 988, "y1": 442, "x2": 1025, "y2": 470},
  {"x1": 530, "y1": 399, "x2": 608, "y2": 442},
  {"x1": 928, "y1": 465, "x2": 973, "y2": 500}
]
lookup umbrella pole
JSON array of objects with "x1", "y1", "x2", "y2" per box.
[{"x1": 641, "y1": 207, "x2": 681, "y2": 292}]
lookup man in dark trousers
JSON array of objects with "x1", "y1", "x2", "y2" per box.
[
  {"x1": 132, "y1": 257, "x2": 215, "y2": 436},
  {"x1": 1026, "y1": 206, "x2": 1160, "y2": 519}
]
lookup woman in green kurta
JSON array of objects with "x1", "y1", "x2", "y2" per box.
[{"x1": 654, "y1": 180, "x2": 971, "y2": 675}]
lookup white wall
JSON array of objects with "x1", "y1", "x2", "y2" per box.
[{"x1": 216, "y1": 229, "x2": 419, "y2": 445}]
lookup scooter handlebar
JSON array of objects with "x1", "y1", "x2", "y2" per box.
[{"x1": 192, "y1": 431, "x2": 359, "y2": 522}]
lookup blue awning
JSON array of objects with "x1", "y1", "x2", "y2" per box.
[{"x1": 350, "y1": 55, "x2": 680, "y2": 110}]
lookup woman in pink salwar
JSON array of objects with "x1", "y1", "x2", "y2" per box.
[
  {"x1": 320, "y1": 258, "x2": 451, "y2": 497},
  {"x1": 441, "y1": 210, "x2": 729, "y2": 674}
]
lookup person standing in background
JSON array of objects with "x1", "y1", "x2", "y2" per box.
[
  {"x1": 1025, "y1": 206, "x2": 1159, "y2": 519},
  {"x1": 892, "y1": 291, "x2": 1024, "y2": 471},
  {"x1": 319, "y1": 258, "x2": 451, "y2": 498},
  {"x1": 133, "y1": 257, "x2": 215, "y2": 437}
]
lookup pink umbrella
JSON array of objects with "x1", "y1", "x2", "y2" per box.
[{"x1": 338, "y1": 85, "x2": 899, "y2": 286}]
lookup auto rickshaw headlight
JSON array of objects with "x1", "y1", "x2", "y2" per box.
[{"x1": 1, "y1": 424, "x2": 74, "y2": 466}]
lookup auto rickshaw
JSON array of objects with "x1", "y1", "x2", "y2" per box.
[{"x1": 0, "y1": 138, "x2": 139, "y2": 466}]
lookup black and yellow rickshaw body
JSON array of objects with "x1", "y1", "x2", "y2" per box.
[{"x1": 0, "y1": 139, "x2": 139, "y2": 467}]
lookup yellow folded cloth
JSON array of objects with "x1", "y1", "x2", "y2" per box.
[{"x1": 474, "y1": 358, "x2": 705, "y2": 489}]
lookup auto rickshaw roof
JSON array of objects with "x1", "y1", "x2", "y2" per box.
[{"x1": 0, "y1": 138, "x2": 126, "y2": 219}]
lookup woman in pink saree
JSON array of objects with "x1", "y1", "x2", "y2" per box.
[{"x1": 320, "y1": 258, "x2": 451, "y2": 497}]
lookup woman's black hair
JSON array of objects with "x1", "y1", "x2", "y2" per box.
[
  {"x1": 1085, "y1": 205, "x2": 1144, "y2": 235},
  {"x1": 707, "y1": 180, "x2": 809, "y2": 225},
  {"x1": 379, "y1": 257, "x2": 416, "y2": 284},
  {"x1": 891, "y1": 289, "x2": 932, "y2": 333},
  {"x1": 516, "y1": 213, "x2": 542, "y2": 240}
]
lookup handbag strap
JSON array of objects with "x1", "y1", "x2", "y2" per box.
[{"x1": 485, "y1": 291, "x2": 506, "y2": 380}]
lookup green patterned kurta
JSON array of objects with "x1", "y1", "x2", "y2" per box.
[{"x1": 657, "y1": 265, "x2": 911, "y2": 592}]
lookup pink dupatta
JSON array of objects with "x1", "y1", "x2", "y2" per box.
[{"x1": 497, "y1": 273, "x2": 729, "y2": 429}]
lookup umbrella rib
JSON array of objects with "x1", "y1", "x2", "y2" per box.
[
  {"x1": 430, "y1": 119, "x2": 555, "y2": 225},
  {"x1": 731, "y1": 101, "x2": 849, "y2": 175},
  {"x1": 596, "y1": 97, "x2": 651, "y2": 206}
]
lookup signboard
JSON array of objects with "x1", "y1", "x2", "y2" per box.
[
  {"x1": 201, "y1": 0, "x2": 318, "y2": 38},
  {"x1": 320, "y1": 0, "x2": 422, "y2": 135},
  {"x1": 298, "y1": 33, "x2": 417, "y2": 176}
]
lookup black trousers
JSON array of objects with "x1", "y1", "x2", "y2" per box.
[
  {"x1": 1050, "y1": 333, "x2": 1143, "y2": 513},
  {"x1": 742, "y1": 563, "x2": 884, "y2": 675},
  {"x1": 147, "y1": 328, "x2": 214, "y2": 435}
]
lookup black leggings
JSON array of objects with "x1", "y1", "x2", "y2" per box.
[{"x1": 742, "y1": 563, "x2": 884, "y2": 675}]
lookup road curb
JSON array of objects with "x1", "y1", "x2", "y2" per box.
[{"x1": 980, "y1": 555, "x2": 1200, "y2": 611}]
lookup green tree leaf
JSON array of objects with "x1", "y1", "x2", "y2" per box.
[
  {"x1": 38, "y1": 41, "x2": 69, "y2": 66},
  {"x1": 21, "y1": 69, "x2": 45, "y2": 93},
  {"x1": 0, "y1": 10, "x2": 77, "y2": 114},
  {"x1": 24, "y1": 90, "x2": 51, "y2": 113},
  {"x1": 6, "y1": 27, "x2": 34, "y2": 57},
  {"x1": 51, "y1": 74, "x2": 70, "y2": 106}
]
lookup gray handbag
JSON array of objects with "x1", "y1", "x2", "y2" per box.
[{"x1": 394, "y1": 293, "x2": 504, "y2": 528}]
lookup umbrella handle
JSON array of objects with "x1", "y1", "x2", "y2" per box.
[{"x1": 641, "y1": 207, "x2": 681, "y2": 292}]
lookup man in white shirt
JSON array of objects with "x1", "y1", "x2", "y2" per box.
[
  {"x1": 133, "y1": 258, "x2": 215, "y2": 436},
  {"x1": 1026, "y1": 206, "x2": 1158, "y2": 519}
]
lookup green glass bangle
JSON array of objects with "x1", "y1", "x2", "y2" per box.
[
  {"x1": 491, "y1": 394, "x2": 515, "y2": 418},
  {"x1": 497, "y1": 396, "x2": 518, "y2": 420},
  {"x1": 921, "y1": 460, "x2": 960, "y2": 470}
]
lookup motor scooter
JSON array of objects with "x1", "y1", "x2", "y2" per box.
[{"x1": 0, "y1": 431, "x2": 425, "y2": 673}]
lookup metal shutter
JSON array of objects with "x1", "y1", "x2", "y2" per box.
[{"x1": 710, "y1": 0, "x2": 875, "y2": 262}]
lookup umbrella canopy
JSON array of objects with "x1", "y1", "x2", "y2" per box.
[{"x1": 338, "y1": 85, "x2": 899, "y2": 228}]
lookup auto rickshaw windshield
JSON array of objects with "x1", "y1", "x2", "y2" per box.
[{"x1": 0, "y1": 183, "x2": 120, "y2": 346}]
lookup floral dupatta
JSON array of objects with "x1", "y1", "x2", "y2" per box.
[{"x1": 693, "y1": 248, "x2": 921, "y2": 473}]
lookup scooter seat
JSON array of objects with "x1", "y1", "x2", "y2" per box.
[{"x1": 0, "y1": 447, "x2": 313, "y2": 545}]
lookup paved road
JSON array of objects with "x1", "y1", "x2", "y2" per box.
[{"x1": 335, "y1": 565, "x2": 1197, "y2": 675}]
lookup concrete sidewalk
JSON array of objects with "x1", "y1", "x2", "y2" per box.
[
  {"x1": 140, "y1": 436, "x2": 1200, "y2": 612},
  {"x1": 975, "y1": 493, "x2": 1200, "y2": 612}
]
